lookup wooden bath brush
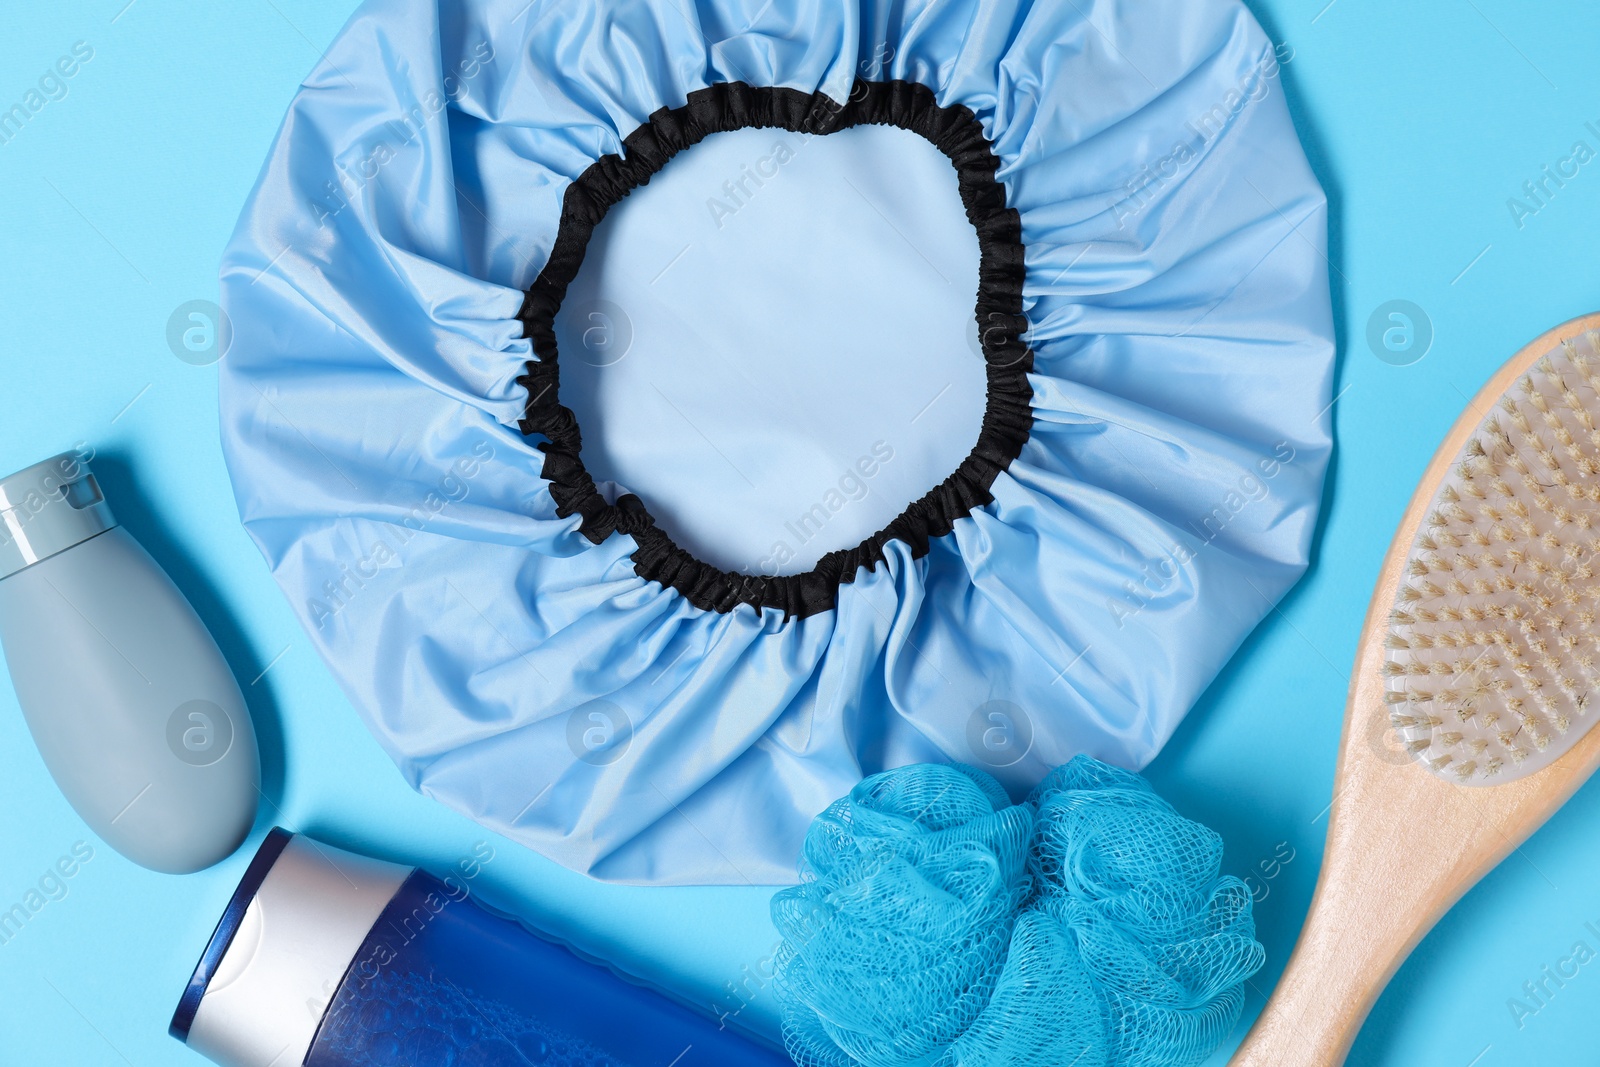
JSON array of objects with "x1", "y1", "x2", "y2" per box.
[{"x1": 1231, "y1": 312, "x2": 1600, "y2": 1065}]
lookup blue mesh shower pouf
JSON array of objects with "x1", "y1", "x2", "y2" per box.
[
  {"x1": 769, "y1": 757, "x2": 1265, "y2": 1067},
  {"x1": 219, "y1": 0, "x2": 1333, "y2": 884}
]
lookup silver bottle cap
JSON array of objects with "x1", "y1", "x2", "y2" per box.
[
  {"x1": 173, "y1": 829, "x2": 411, "y2": 1067},
  {"x1": 0, "y1": 452, "x2": 116, "y2": 581}
]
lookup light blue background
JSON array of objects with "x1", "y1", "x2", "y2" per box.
[{"x1": 1, "y1": 2, "x2": 1597, "y2": 1064}]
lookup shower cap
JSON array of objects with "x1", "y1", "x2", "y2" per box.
[{"x1": 219, "y1": 0, "x2": 1332, "y2": 883}]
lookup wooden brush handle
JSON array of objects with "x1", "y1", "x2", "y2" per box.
[
  {"x1": 1228, "y1": 719, "x2": 1554, "y2": 1066},
  {"x1": 1232, "y1": 691, "x2": 1600, "y2": 1066}
]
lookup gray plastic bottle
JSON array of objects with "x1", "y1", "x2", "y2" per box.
[{"x1": 0, "y1": 452, "x2": 258, "y2": 873}]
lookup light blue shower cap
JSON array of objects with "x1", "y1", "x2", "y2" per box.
[{"x1": 219, "y1": 0, "x2": 1332, "y2": 884}]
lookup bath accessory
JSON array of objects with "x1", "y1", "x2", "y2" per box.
[
  {"x1": 772, "y1": 756, "x2": 1263, "y2": 1067},
  {"x1": 1232, "y1": 313, "x2": 1600, "y2": 1065},
  {"x1": 217, "y1": 0, "x2": 1333, "y2": 883},
  {"x1": 0, "y1": 452, "x2": 258, "y2": 874},
  {"x1": 171, "y1": 828, "x2": 792, "y2": 1067}
]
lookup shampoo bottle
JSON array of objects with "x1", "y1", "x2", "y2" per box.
[
  {"x1": 0, "y1": 452, "x2": 258, "y2": 873},
  {"x1": 172, "y1": 829, "x2": 794, "y2": 1067}
]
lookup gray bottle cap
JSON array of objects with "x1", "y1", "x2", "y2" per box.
[{"x1": 0, "y1": 452, "x2": 117, "y2": 581}]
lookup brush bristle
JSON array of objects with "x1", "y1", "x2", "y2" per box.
[{"x1": 1386, "y1": 331, "x2": 1600, "y2": 784}]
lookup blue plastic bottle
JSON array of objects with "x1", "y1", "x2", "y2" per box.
[{"x1": 172, "y1": 829, "x2": 791, "y2": 1067}]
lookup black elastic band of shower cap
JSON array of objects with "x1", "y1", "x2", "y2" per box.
[{"x1": 517, "y1": 78, "x2": 1032, "y2": 619}]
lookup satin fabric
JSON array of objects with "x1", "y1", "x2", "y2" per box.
[{"x1": 219, "y1": 0, "x2": 1333, "y2": 884}]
